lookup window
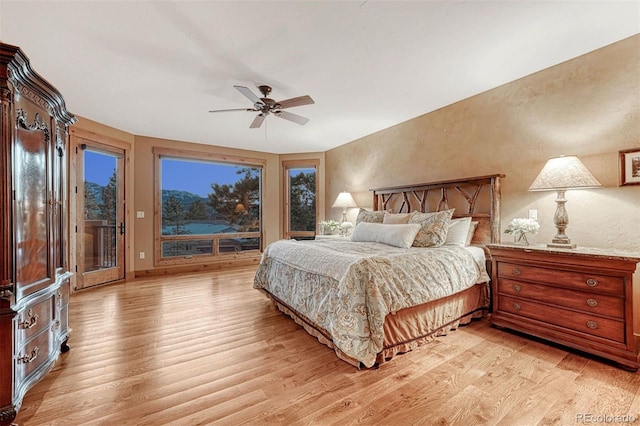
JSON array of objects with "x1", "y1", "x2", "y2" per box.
[
  {"x1": 283, "y1": 160, "x2": 318, "y2": 240},
  {"x1": 154, "y1": 147, "x2": 264, "y2": 265}
]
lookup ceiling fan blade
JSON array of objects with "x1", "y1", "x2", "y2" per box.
[
  {"x1": 274, "y1": 110, "x2": 309, "y2": 125},
  {"x1": 234, "y1": 85, "x2": 262, "y2": 104},
  {"x1": 208, "y1": 108, "x2": 255, "y2": 113},
  {"x1": 250, "y1": 113, "x2": 266, "y2": 129},
  {"x1": 277, "y1": 95, "x2": 314, "y2": 109}
]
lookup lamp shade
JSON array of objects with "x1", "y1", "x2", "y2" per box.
[
  {"x1": 332, "y1": 191, "x2": 357, "y2": 208},
  {"x1": 529, "y1": 155, "x2": 602, "y2": 191}
]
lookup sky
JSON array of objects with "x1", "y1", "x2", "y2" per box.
[
  {"x1": 84, "y1": 151, "x2": 116, "y2": 186},
  {"x1": 161, "y1": 159, "x2": 247, "y2": 197}
]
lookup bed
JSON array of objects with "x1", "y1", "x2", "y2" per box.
[{"x1": 254, "y1": 174, "x2": 504, "y2": 367}]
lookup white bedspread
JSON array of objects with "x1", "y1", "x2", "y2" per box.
[{"x1": 254, "y1": 239, "x2": 488, "y2": 367}]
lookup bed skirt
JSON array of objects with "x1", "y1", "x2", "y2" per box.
[{"x1": 259, "y1": 281, "x2": 490, "y2": 368}]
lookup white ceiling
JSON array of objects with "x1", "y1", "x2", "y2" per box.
[{"x1": 1, "y1": 1, "x2": 638, "y2": 154}]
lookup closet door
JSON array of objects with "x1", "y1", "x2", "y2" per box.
[{"x1": 13, "y1": 106, "x2": 54, "y2": 301}]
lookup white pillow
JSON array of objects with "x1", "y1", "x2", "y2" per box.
[
  {"x1": 350, "y1": 222, "x2": 422, "y2": 248},
  {"x1": 445, "y1": 217, "x2": 473, "y2": 247}
]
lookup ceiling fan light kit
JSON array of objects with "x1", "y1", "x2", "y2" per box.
[{"x1": 209, "y1": 85, "x2": 314, "y2": 128}]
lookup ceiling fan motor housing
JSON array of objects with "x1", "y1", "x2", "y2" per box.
[
  {"x1": 256, "y1": 86, "x2": 281, "y2": 112},
  {"x1": 258, "y1": 85, "x2": 272, "y2": 97}
]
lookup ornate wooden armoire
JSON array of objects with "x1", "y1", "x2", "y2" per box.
[{"x1": 0, "y1": 42, "x2": 76, "y2": 425}]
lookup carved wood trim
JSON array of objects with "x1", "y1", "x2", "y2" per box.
[
  {"x1": 437, "y1": 188, "x2": 449, "y2": 211},
  {"x1": 413, "y1": 190, "x2": 427, "y2": 213},
  {"x1": 371, "y1": 174, "x2": 505, "y2": 245},
  {"x1": 2, "y1": 43, "x2": 76, "y2": 125},
  {"x1": 16, "y1": 110, "x2": 50, "y2": 142},
  {"x1": 454, "y1": 184, "x2": 483, "y2": 214}
]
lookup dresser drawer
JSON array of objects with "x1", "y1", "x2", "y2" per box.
[
  {"x1": 15, "y1": 329, "x2": 55, "y2": 385},
  {"x1": 497, "y1": 262, "x2": 623, "y2": 296},
  {"x1": 498, "y1": 295, "x2": 625, "y2": 343},
  {"x1": 498, "y1": 278, "x2": 624, "y2": 319},
  {"x1": 15, "y1": 298, "x2": 53, "y2": 343}
]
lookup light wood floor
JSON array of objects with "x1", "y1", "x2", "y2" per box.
[{"x1": 14, "y1": 266, "x2": 640, "y2": 425}]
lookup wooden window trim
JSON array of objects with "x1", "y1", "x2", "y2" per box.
[{"x1": 153, "y1": 147, "x2": 265, "y2": 266}]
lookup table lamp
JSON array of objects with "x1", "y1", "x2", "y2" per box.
[
  {"x1": 332, "y1": 191, "x2": 357, "y2": 224},
  {"x1": 529, "y1": 155, "x2": 601, "y2": 248}
]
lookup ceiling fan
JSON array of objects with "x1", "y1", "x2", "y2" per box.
[{"x1": 209, "y1": 85, "x2": 314, "y2": 129}]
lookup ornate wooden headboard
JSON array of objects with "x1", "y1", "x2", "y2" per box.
[{"x1": 371, "y1": 174, "x2": 505, "y2": 246}]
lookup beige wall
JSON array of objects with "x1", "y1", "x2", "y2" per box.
[
  {"x1": 73, "y1": 116, "x2": 136, "y2": 145},
  {"x1": 326, "y1": 35, "x2": 640, "y2": 279}
]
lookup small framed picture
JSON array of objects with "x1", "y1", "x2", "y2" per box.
[{"x1": 619, "y1": 148, "x2": 640, "y2": 186}]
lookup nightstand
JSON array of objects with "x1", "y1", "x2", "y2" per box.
[
  {"x1": 315, "y1": 234, "x2": 350, "y2": 240},
  {"x1": 487, "y1": 243, "x2": 640, "y2": 370}
]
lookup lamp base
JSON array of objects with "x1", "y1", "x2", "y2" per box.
[
  {"x1": 548, "y1": 189, "x2": 577, "y2": 249},
  {"x1": 547, "y1": 242, "x2": 576, "y2": 249}
]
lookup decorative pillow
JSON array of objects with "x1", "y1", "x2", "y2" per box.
[
  {"x1": 355, "y1": 208, "x2": 385, "y2": 225},
  {"x1": 444, "y1": 217, "x2": 473, "y2": 247},
  {"x1": 408, "y1": 209, "x2": 454, "y2": 247},
  {"x1": 350, "y1": 222, "x2": 422, "y2": 248},
  {"x1": 383, "y1": 212, "x2": 412, "y2": 224},
  {"x1": 467, "y1": 221, "x2": 479, "y2": 246}
]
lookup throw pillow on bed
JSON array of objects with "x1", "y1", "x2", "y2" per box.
[
  {"x1": 355, "y1": 208, "x2": 385, "y2": 225},
  {"x1": 382, "y1": 212, "x2": 413, "y2": 224},
  {"x1": 350, "y1": 222, "x2": 422, "y2": 248},
  {"x1": 409, "y1": 209, "x2": 454, "y2": 247}
]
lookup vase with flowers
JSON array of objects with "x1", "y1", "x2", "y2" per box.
[
  {"x1": 504, "y1": 218, "x2": 540, "y2": 246},
  {"x1": 319, "y1": 220, "x2": 340, "y2": 235}
]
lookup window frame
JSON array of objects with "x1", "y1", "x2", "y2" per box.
[
  {"x1": 153, "y1": 147, "x2": 265, "y2": 266},
  {"x1": 282, "y1": 159, "x2": 319, "y2": 240}
]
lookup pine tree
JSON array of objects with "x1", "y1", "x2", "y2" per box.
[
  {"x1": 289, "y1": 170, "x2": 316, "y2": 231},
  {"x1": 99, "y1": 170, "x2": 117, "y2": 224},
  {"x1": 208, "y1": 168, "x2": 260, "y2": 228},
  {"x1": 163, "y1": 195, "x2": 189, "y2": 235},
  {"x1": 186, "y1": 199, "x2": 209, "y2": 220},
  {"x1": 84, "y1": 184, "x2": 102, "y2": 220}
]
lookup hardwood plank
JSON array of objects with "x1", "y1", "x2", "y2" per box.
[{"x1": 14, "y1": 266, "x2": 640, "y2": 425}]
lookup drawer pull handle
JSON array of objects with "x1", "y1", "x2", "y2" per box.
[
  {"x1": 512, "y1": 268, "x2": 521, "y2": 276},
  {"x1": 19, "y1": 309, "x2": 39, "y2": 329},
  {"x1": 586, "y1": 298, "x2": 598, "y2": 307},
  {"x1": 18, "y1": 346, "x2": 39, "y2": 364},
  {"x1": 513, "y1": 303, "x2": 521, "y2": 311},
  {"x1": 513, "y1": 284, "x2": 522, "y2": 292},
  {"x1": 586, "y1": 278, "x2": 599, "y2": 287},
  {"x1": 586, "y1": 320, "x2": 598, "y2": 330}
]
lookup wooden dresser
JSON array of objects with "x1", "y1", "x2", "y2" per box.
[
  {"x1": 487, "y1": 244, "x2": 640, "y2": 370},
  {"x1": 1, "y1": 43, "x2": 76, "y2": 425}
]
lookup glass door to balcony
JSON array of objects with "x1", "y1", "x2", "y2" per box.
[{"x1": 76, "y1": 143, "x2": 125, "y2": 289}]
